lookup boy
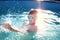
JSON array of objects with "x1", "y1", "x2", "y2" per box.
[{"x1": 2, "y1": 9, "x2": 38, "y2": 40}]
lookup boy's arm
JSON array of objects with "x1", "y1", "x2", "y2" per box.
[
  {"x1": 9, "y1": 26, "x2": 20, "y2": 32},
  {"x1": 2, "y1": 23, "x2": 20, "y2": 32}
]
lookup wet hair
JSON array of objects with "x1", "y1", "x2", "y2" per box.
[{"x1": 29, "y1": 10, "x2": 38, "y2": 15}]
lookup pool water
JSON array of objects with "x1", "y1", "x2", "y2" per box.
[{"x1": 0, "y1": 1, "x2": 60, "y2": 40}]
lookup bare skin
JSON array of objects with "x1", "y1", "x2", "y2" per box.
[
  {"x1": 2, "y1": 10, "x2": 37, "y2": 33},
  {"x1": 2, "y1": 23, "x2": 20, "y2": 32}
]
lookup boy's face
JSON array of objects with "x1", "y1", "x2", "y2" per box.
[{"x1": 28, "y1": 14, "x2": 37, "y2": 24}]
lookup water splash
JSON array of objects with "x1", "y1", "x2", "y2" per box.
[
  {"x1": 0, "y1": 9, "x2": 60, "y2": 40},
  {"x1": 35, "y1": 9, "x2": 60, "y2": 40}
]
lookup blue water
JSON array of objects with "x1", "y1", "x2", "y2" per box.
[{"x1": 0, "y1": 1, "x2": 60, "y2": 40}]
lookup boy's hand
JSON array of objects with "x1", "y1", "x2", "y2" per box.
[
  {"x1": 2, "y1": 23, "x2": 11, "y2": 29},
  {"x1": 23, "y1": 22, "x2": 27, "y2": 25},
  {"x1": 21, "y1": 22, "x2": 27, "y2": 28},
  {"x1": 2, "y1": 23, "x2": 21, "y2": 32}
]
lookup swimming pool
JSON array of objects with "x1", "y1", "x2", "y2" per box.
[{"x1": 0, "y1": 1, "x2": 60, "y2": 40}]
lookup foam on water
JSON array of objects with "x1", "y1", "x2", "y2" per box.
[{"x1": 0, "y1": 9, "x2": 60, "y2": 40}]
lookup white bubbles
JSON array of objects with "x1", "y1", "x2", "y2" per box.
[{"x1": 35, "y1": 9, "x2": 60, "y2": 38}]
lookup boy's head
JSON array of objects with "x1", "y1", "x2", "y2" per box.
[{"x1": 28, "y1": 9, "x2": 38, "y2": 24}]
